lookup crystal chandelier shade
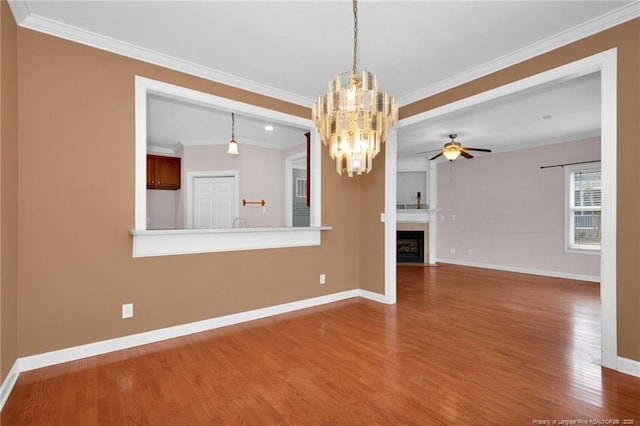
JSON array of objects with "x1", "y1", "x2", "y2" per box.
[{"x1": 312, "y1": 0, "x2": 397, "y2": 177}]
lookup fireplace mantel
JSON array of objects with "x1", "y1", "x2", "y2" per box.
[{"x1": 397, "y1": 209, "x2": 429, "y2": 223}]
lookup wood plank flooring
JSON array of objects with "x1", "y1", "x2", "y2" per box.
[{"x1": 3, "y1": 264, "x2": 639, "y2": 424}]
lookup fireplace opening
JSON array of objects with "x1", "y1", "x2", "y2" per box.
[{"x1": 397, "y1": 230, "x2": 425, "y2": 263}]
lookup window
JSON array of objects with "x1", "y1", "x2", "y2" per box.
[
  {"x1": 295, "y1": 178, "x2": 307, "y2": 198},
  {"x1": 565, "y1": 163, "x2": 601, "y2": 252}
]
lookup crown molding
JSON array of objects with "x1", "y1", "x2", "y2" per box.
[
  {"x1": 176, "y1": 137, "x2": 296, "y2": 151},
  {"x1": 6, "y1": 0, "x2": 30, "y2": 24},
  {"x1": 8, "y1": 1, "x2": 313, "y2": 107},
  {"x1": 398, "y1": 2, "x2": 640, "y2": 106},
  {"x1": 147, "y1": 145, "x2": 177, "y2": 156},
  {"x1": 8, "y1": 1, "x2": 638, "y2": 108}
]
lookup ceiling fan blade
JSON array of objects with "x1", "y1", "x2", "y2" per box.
[
  {"x1": 460, "y1": 151, "x2": 474, "y2": 159},
  {"x1": 429, "y1": 152, "x2": 444, "y2": 160},
  {"x1": 463, "y1": 147, "x2": 492, "y2": 152}
]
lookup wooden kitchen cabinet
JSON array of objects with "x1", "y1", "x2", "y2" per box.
[{"x1": 147, "y1": 154, "x2": 181, "y2": 190}]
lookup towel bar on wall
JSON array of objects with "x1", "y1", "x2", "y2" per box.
[{"x1": 243, "y1": 199, "x2": 266, "y2": 207}]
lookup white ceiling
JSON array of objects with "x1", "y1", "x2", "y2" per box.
[
  {"x1": 397, "y1": 71, "x2": 602, "y2": 158},
  {"x1": 147, "y1": 95, "x2": 309, "y2": 153},
  {"x1": 10, "y1": 1, "x2": 638, "y2": 157}
]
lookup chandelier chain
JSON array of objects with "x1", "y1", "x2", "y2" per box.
[
  {"x1": 312, "y1": 0, "x2": 397, "y2": 176},
  {"x1": 352, "y1": 0, "x2": 358, "y2": 74}
]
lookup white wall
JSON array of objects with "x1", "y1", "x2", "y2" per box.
[{"x1": 436, "y1": 137, "x2": 600, "y2": 279}]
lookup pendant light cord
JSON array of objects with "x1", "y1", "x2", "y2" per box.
[
  {"x1": 231, "y1": 112, "x2": 235, "y2": 140},
  {"x1": 352, "y1": 0, "x2": 358, "y2": 74}
]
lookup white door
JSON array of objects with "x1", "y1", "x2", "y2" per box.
[{"x1": 193, "y1": 176, "x2": 235, "y2": 228}]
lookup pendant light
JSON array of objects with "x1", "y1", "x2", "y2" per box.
[
  {"x1": 227, "y1": 112, "x2": 239, "y2": 155},
  {"x1": 312, "y1": 0, "x2": 397, "y2": 177}
]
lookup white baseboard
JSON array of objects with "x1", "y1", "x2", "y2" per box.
[
  {"x1": 7, "y1": 286, "x2": 634, "y2": 414},
  {"x1": 436, "y1": 258, "x2": 600, "y2": 282},
  {"x1": 0, "y1": 360, "x2": 20, "y2": 412},
  {"x1": 19, "y1": 289, "x2": 360, "y2": 372},
  {"x1": 618, "y1": 356, "x2": 640, "y2": 378},
  {"x1": 358, "y1": 289, "x2": 390, "y2": 304}
]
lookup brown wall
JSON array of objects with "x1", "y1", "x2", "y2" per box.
[
  {"x1": 3, "y1": 9, "x2": 638, "y2": 376},
  {"x1": 401, "y1": 18, "x2": 640, "y2": 361},
  {"x1": 359, "y1": 148, "x2": 386, "y2": 294},
  {"x1": 15, "y1": 28, "x2": 363, "y2": 356},
  {"x1": 0, "y1": 0, "x2": 19, "y2": 380}
]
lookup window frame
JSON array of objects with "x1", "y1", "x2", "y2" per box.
[
  {"x1": 564, "y1": 162, "x2": 601, "y2": 254},
  {"x1": 131, "y1": 76, "x2": 327, "y2": 258}
]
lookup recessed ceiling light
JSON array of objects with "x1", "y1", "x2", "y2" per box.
[
  {"x1": 542, "y1": 114, "x2": 553, "y2": 120},
  {"x1": 264, "y1": 125, "x2": 274, "y2": 131}
]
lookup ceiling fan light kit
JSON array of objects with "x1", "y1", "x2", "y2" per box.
[
  {"x1": 443, "y1": 141, "x2": 462, "y2": 161},
  {"x1": 429, "y1": 134, "x2": 492, "y2": 161},
  {"x1": 312, "y1": 0, "x2": 397, "y2": 177}
]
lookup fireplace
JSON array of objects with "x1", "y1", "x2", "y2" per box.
[{"x1": 397, "y1": 230, "x2": 425, "y2": 263}]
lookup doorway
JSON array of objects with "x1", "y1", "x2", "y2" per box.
[
  {"x1": 284, "y1": 151, "x2": 308, "y2": 227},
  {"x1": 292, "y1": 168, "x2": 310, "y2": 227},
  {"x1": 186, "y1": 170, "x2": 240, "y2": 229},
  {"x1": 193, "y1": 176, "x2": 236, "y2": 229},
  {"x1": 389, "y1": 49, "x2": 618, "y2": 369}
]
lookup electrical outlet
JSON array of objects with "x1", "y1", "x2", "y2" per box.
[
  {"x1": 450, "y1": 248, "x2": 456, "y2": 255},
  {"x1": 320, "y1": 273, "x2": 326, "y2": 284},
  {"x1": 122, "y1": 303, "x2": 133, "y2": 319},
  {"x1": 467, "y1": 249, "x2": 473, "y2": 256},
  {"x1": 452, "y1": 214, "x2": 456, "y2": 221}
]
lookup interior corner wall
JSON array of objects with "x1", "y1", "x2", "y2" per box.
[
  {"x1": 0, "y1": 0, "x2": 19, "y2": 380},
  {"x1": 400, "y1": 18, "x2": 640, "y2": 362},
  {"x1": 436, "y1": 138, "x2": 601, "y2": 278},
  {"x1": 359, "y1": 148, "x2": 386, "y2": 294},
  {"x1": 320, "y1": 149, "x2": 362, "y2": 291},
  {"x1": 15, "y1": 27, "x2": 363, "y2": 357}
]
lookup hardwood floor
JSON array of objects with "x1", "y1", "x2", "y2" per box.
[{"x1": 3, "y1": 264, "x2": 639, "y2": 424}]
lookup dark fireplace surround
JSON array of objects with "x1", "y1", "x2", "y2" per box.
[{"x1": 397, "y1": 230, "x2": 425, "y2": 263}]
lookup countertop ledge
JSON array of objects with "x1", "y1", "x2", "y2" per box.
[{"x1": 129, "y1": 226, "x2": 333, "y2": 236}]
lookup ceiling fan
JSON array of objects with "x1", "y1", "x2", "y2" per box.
[{"x1": 419, "y1": 134, "x2": 492, "y2": 161}]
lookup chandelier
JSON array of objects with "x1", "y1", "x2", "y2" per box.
[
  {"x1": 227, "y1": 112, "x2": 239, "y2": 155},
  {"x1": 312, "y1": 0, "x2": 397, "y2": 177}
]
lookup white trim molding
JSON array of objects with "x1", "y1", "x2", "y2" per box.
[
  {"x1": 395, "y1": 49, "x2": 618, "y2": 370},
  {"x1": 618, "y1": 357, "x2": 640, "y2": 378},
  {"x1": 436, "y1": 259, "x2": 600, "y2": 283},
  {"x1": 398, "y1": 2, "x2": 639, "y2": 105},
  {"x1": 359, "y1": 289, "x2": 390, "y2": 305},
  {"x1": 1, "y1": 287, "x2": 637, "y2": 413},
  {"x1": 7, "y1": 1, "x2": 638, "y2": 108},
  {"x1": 7, "y1": 1, "x2": 311, "y2": 107},
  {"x1": 134, "y1": 76, "x2": 324, "y2": 257},
  {"x1": 19, "y1": 289, "x2": 360, "y2": 373},
  {"x1": 384, "y1": 130, "x2": 398, "y2": 305},
  {"x1": 129, "y1": 226, "x2": 332, "y2": 258},
  {"x1": 0, "y1": 361, "x2": 20, "y2": 412}
]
